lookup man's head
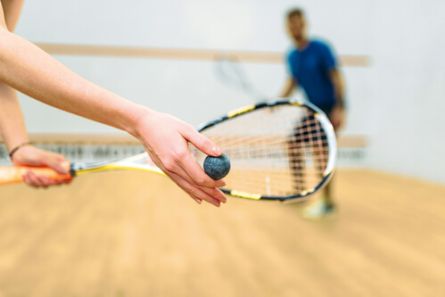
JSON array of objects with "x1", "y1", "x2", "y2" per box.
[{"x1": 286, "y1": 8, "x2": 307, "y2": 42}]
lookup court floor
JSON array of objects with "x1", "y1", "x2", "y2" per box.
[{"x1": 0, "y1": 169, "x2": 444, "y2": 297}]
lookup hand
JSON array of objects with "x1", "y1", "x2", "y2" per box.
[
  {"x1": 329, "y1": 106, "x2": 346, "y2": 131},
  {"x1": 11, "y1": 145, "x2": 71, "y2": 188},
  {"x1": 134, "y1": 110, "x2": 227, "y2": 207}
]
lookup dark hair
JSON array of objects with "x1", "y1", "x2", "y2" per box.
[{"x1": 287, "y1": 8, "x2": 305, "y2": 20}]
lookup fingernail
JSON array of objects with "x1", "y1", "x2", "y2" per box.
[
  {"x1": 61, "y1": 161, "x2": 70, "y2": 173},
  {"x1": 195, "y1": 198, "x2": 202, "y2": 204},
  {"x1": 212, "y1": 147, "x2": 221, "y2": 155}
]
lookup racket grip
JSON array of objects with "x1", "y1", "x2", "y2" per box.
[{"x1": 0, "y1": 166, "x2": 72, "y2": 186}]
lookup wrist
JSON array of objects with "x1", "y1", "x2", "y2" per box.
[
  {"x1": 9, "y1": 141, "x2": 32, "y2": 161},
  {"x1": 123, "y1": 104, "x2": 156, "y2": 139},
  {"x1": 335, "y1": 100, "x2": 346, "y2": 110},
  {"x1": 3, "y1": 134, "x2": 30, "y2": 153}
]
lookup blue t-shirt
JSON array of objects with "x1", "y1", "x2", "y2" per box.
[{"x1": 287, "y1": 39, "x2": 338, "y2": 113}]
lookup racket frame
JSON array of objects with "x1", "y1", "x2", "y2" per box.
[{"x1": 198, "y1": 99, "x2": 337, "y2": 202}]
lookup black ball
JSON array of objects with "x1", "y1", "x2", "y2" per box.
[{"x1": 203, "y1": 154, "x2": 231, "y2": 180}]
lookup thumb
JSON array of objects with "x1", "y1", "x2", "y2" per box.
[
  {"x1": 182, "y1": 128, "x2": 221, "y2": 157},
  {"x1": 42, "y1": 154, "x2": 70, "y2": 174}
]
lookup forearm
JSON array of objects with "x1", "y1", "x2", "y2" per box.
[
  {"x1": 280, "y1": 78, "x2": 296, "y2": 97},
  {"x1": 0, "y1": 83, "x2": 28, "y2": 151},
  {"x1": 331, "y1": 70, "x2": 345, "y2": 107},
  {"x1": 0, "y1": 28, "x2": 148, "y2": 137}
]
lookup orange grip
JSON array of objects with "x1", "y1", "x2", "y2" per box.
[{"x1": 0, "y1": 166, "x2": 72, "y2": 186}]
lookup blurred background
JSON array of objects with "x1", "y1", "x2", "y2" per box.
[
  {"x1": 0, "y1": 0, "x2": 444, "y2": 296},
  {"x1": 9, "y1": 0, "x2": 444, "y2": 182}
]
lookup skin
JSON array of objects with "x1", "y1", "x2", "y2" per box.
[
  {"x1": 281, "y1": 14, "x2": 346, "y2": 130},
  {"x1": 0, "y1": 0, "x2": 71, "y2": 188},
  {"x1": 281, "y1": 13, "x2": 346, "y2": 206},
  {"x1": 0, "y1": 0, "x2": 226, "y2": 206}
]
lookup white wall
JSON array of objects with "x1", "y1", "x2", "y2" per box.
[
  {"x1": 365, "y1": 0, "x2": 445, "y2": 183},
  {"x1": 11, "y1": 0, "x2": 445, "y2": 183}
]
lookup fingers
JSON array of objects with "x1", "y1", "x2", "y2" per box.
[
  {"x1": 181, "y1": 126, "x2": 221, "y2": 157},
  {"x1": 162, "y1": 152, "x2": 226, "y2": 202},
  {"x1": 155, "y1": 139, "x2": 225, "y2": 188},
  {"x1": 41, "y1": 152, "x2": 70, "y2": 174},
  {"x1": 22, "y1": 170, "x2": 71, "y2": 188},
  {"x1": 169, "y1": 171, "x2": 225, "y2": 207},
  {"x1": 165, "y1": 165, "x2": 227, "y2": 206},
  {"x1": 200, "y1": 184, "x2": 227, "y2": 204},
  {"x1": 11, "y1": 145, "x2": 72, "y2": 188},
  {"x1": 177, "y1": 151, "x2": 226, "y2": 188},
  {"x1": 39, "y1": 152, "x2": 72, "y2": 185},
  {"x1": 23, "y1": 171, "x2": 50, "y2": 188},
  {"x1": 137, "y1": 112, "x2": 227, "y2": 206},
  {"x1": 178, "y1": 127, "x2": 227, "y2": 187},
  {"x1": 149, "y1": 152, "x2": 226, "y2": 207}
]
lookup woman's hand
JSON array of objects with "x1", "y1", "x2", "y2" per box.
[
  {"x1": 133, "y1": 110, "x2": 227, "y2": 207},
  {"x1": 11, "y1": 145, "x2": 71, "y2": 188}
]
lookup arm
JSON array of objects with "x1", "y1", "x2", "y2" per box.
[
  {"x1": 0, "y1": 21, "x2": 225, "y2": 206},
  {"x1": 0, "y1": 28, "x2": 145, "y2": 135},
  {"x1": 330, "y1": 69, "x2": 346, "y2": 109},
  {"x1": 0, "y1": 84, "x2": 71, "y2": 187},
  {"x1": 280, "y1": 77, "x2": 297, "y2": 98},
  {"x1": 0, "y1": 1, "x2": 26, "y2": 150},
  {"x1": 0, "y1": 0, "x2": 70, "y2": 187},
  {"x1": 329, "y1": 69, "x2": 346, "y2": 130},
  {"x1": 319, "y1": 41, "x2": 346, "y2": 131},
  {"x1": 0, "y1": 83, "x2": 29, "y2": 152}
]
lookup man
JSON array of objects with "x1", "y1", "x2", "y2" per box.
[
  {"x1": 0, "y1": 0, "x2": 226, "y2": 207},
  {"x1": 281, "y1": 8, "x2": 346, "y2": 217}
]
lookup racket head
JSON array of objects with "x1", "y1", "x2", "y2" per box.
[{"x1": 196, "y1": 99, "x2": 336, "y2": 202}]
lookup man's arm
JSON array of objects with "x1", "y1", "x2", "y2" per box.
[
  {"x1": 329, "y1": 69, "x2": 346, "y2": 130},
  {"x1": 330, "y1": 69, "x2": 345, "y2": 108},
  {"x1": 319, "y1": 41, "x2": 346, "y2": 130},
  {"x1": 0, "y1": 18, "x2": 225, "y2": 206},
  {"x1": 280, "y1": 77, "x2": 297, "y2": 97}
]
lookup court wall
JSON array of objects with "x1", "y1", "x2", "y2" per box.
[{"x1": 10, "y1": 0, "x2": 445, "y2": 183}]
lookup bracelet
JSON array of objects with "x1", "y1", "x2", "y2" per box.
[{"x1": 9, "y1": 142, "x2": 32, "y2": 160}]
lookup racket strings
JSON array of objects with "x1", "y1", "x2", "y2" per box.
[
  {"x1": 287, "y1": 115, "x2": 328, "y2": 193},
  {"x1": 220, "y1": 129, "x2": 325, "y2": 194},
  {"x1": 209, "y1": 113, "x2": 327, "y2": 147},
  {"x1": 210, "y1": 131, "x2": 328, "y2": 159},
  {"x1": 217, "y1": 134, "x2": 328, "y2": 161},
  {"x1": 199, "y1": 105, "x2": 331, "y2": 197},
  {"x1": 208, "y1": 120, "x2": 328, "y2": 169}
]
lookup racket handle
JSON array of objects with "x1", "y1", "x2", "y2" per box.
[{"x1": 0, "y1": 166, "x2": 72, "y2": 186}]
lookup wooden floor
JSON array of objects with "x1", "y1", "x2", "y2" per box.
[{"x1": 0, "y1": 169, "x2": 444, "y2": 297}]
